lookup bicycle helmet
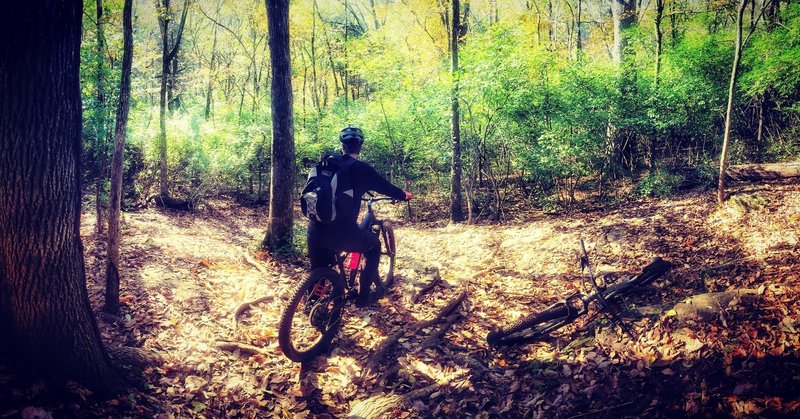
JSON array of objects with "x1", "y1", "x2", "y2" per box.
[{"x1": 339, "y1": 125, "x2": 364, "y2": 153}]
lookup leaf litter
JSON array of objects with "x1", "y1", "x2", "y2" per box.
[{"x1": 1, "y1": 184, "x2": 799, "y2": 417}]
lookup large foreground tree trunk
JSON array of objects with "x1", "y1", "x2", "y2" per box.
[
  {"x1": 263, "y1": 0, "x2": 296, "y2": 251},
  {"x1": 105, "y1": 0, "x2": 134, "y2": 315},
  {"x1": 0, "y1": 0, "x2": 122, "y2": 392}
]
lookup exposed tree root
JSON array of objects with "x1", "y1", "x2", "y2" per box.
[
  {"x1": 412, "y1": 268, "x2": 441, "y2": 303},
  {"x1": 108, "y1": 346, "x2": 164, "y2": 370},
  {"x1": 365, "y1": 290, "x2": 468, "y2": 376},
  {"x1": 346, "y1": 383, "x2": 440, "y2": 419},
  {"x1": 673, "y1": 288, "x2": 761, "y2": 322},
  {"x1": 215, "y1": 339, "x2": 267, "y2": 357},
  {"x1": 233, "y1": 295, "x2": 274, "y2": 324},
  {"x1": 242, "y1": 252, "x2": 268, "y2": 274},
  {"x1": 419, "y1": 312, "x2": 461, "y2": 351}
]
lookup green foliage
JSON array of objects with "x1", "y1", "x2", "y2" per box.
[
  {"x1": 635, "y1": 168, "x2": 684, "y2": 198},
  {"x1": 78, "y1": 0, "x2": 800, "y2": 217}
]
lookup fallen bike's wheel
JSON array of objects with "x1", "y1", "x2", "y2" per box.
[
  {"x1": 633, "y1": 257, "x2": 672, "y2": 287},
  {"x1": 278, "y1": 268, "x2": 345, "y2": 362},
  {"x1": 487, "y1": 303, "x2": 572, "y2": 346},
  {"x1": 378, "y1": 221, "x2": 396, "y2": 288}
]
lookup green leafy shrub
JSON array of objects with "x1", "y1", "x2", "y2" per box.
[{"x1": 636, "y1": 168, "x2": 684, "y2": 198}]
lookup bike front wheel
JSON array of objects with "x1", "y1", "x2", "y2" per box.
[
  {"x1": 378, "y1": 221, "x2": 396, "y2": 288},
  {"x1": 278, "y1": 268, "x2": 345, "y2": 362},
  {"x1": 487, "y1": 303, "x2": 572, "y2": 347}
]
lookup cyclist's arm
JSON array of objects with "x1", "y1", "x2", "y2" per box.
[{"x1": 362, "y1": 164, "x2": 407, "y2": 201}]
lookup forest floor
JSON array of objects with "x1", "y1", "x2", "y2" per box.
[{"x1": 3, "y1": 182, "x2": 800, "y2": 418}]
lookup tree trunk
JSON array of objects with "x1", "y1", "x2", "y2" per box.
[
  {"x1": 450, "y1": 0, "x2": 465, "y2": 223},
  {"x1": 95, "y1": 0, "x2": 107, "y2": 235},
  {"x1": 726, "y1": 163, "x2": 800, "y2": 181},
  {"x1": 205, "y1": 16, "x2": 218, "y2": 120},
  {"x1": 576, "y1": 0, "x2": 582, "y2": 60},
  {"x1": 263, "y1": 0, "x2": 296, "y2": 251},
  {"x1": 156, "y1": 0, "x2": 189, "y2": 197},
  {"x1": 717, "y1": 0, "x2": 747, "y2": 205},
  {"x1": 0, "y1": 0, "x2": 123, "y2": 393},
  {"x1": 650, "y1": 0, "x2": 664, "y2": 169},
  {"x1": 608, "y1": 0, "x2": 637, "y2": 174},
  {"x1": 105, "y1": 0, "x2": 134, "y2": 316},
  {"x1": 610, "y1": 0, "x2": 635, "y2": 65},
  {"x1": 157, "y1": 0, "x2": 170, "y2": 196},
  {"x1": 343, "y1": 0, "x2": 350, "y2": 113}
]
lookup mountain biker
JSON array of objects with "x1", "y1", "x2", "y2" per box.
[{"x1": 306, "y1": 125, "x2": 412, "y2": 307}]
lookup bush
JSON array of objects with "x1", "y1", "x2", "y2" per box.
[{"x1": 636, "y1": 168, "x2": 684, "y2": 198}]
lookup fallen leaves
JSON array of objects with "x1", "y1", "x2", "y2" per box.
[{"x1": 7, "y1": 184, "x2": 784, "y2": 418}]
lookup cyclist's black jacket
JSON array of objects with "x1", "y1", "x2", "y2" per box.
[{"x1": 312, "y1": 154, "x2": 406, "y2": 227}]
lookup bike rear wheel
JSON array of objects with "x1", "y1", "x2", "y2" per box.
[
  {"x1": 487, "y1": 303, "x2": 572, "y2": 346},
  {"x1": 378, "y1": 221, "x2": 396, "y2": 288},
  {"x1": 278, "y1": 268, "x2": 345, "y2": 362}
]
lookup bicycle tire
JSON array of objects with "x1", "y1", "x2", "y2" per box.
[
  {"x1": 278, "y1": 268, "x2": 345, "y2": 362},
  {"x1": 601, "y1": 258, "x2": 671, "y2": 298},
  {"x1": 634, "y1": 257, "x2": 672, "y2": 287},
  {"x1": 379, "y1": 221, "x2": 396, "y2": 288},
  {"x1": 487, "y1": 303, "x2": 571, "y2": 346}
]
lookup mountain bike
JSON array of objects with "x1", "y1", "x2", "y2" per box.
[
  {"x1": 486, "y1": 241, "x2": 672, "y2": 347},
  {"x1": 278, "y1": 196, "x2": 397, "y2": 362}
]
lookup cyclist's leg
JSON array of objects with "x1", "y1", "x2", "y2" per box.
[
  {"x1": 307, "y1": 222, "x2": 336, "y2": 269},
  {"x1": 325, "y1": 223, "x2": 380, "y2": 305},
  {"x1": 359, "y1": 241, "x2": 383, "y2": 301}
]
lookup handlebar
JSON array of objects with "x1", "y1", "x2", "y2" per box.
[{"x1": 362, "y1": 196, "x2": 399, "y2": 203}]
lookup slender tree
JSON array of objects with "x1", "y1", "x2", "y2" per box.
[
  {"x1": 263, "y1": 0, "x2": 296, "y2": 251},
  {"x1": 156, "y1": 0, "x2": 189, "y2": 198},
  {"x1": 607, "y1": 0, "x2": 637, "y2": 175},
  {"x1": 718, "y1": 0, "x2": 765, "y2": 205},
  {"x1": 95, "y1": 0, "x2": 109, "y2": 234},
  {"x1": 0, "y1": 0, "x2": 122, "y2": 392},
  {"x1": 105, "y1": 0, "x2": 135, "y2": 315},
  {"x1": 650, "y1": 0, "x2": 665, "y2": 169},
  {"x1": 450, "y1": 0, "x2": 465, "y2": 223}
]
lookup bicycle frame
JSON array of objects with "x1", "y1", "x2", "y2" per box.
[
  {"x1": 332, "y1": 196, "x2": 396, "y2": 298},
  {"x1": 487, "y1": 240, "x2": 672, "y2": 346}
]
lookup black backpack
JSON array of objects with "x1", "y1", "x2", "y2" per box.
[{"x1": 300, "y1": 155, "x2": 357, "y2": 224}]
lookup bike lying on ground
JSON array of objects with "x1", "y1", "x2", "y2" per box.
[
  {"x1": 279, "y1": 196, "x2": 397, "y2": 362},
  {"x1": 487, "y1": 241, "x2": 672, "y2": 347}
]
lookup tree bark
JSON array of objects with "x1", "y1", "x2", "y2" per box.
[
  {"x1": 263, "y1": 0, "x2": 296, "y2": 251},
  {"x1": 717, "y1": 0, "x2": 747, "y2": 205},
  {"x1": 725, "y1": 162, "x2": 800, "y2": 181},
  {"x1": 0, "y1": 0, "x2": 123, "y2": 393},
  {"x1": 95, "y1": 0, "x2": 108, "y2": 235},
  {"x1": 157, "y1": 0, "x2": 170, "y2": 196},
  {"x1": 650, "y1": 0, "x2": 664, "y2": 169},
  {"x1": 608, "y1": 0, "x2": 637, "y2": 174},
  {"x1": 450, "y1": 0, "x2": 465, "y2": 223},
  {"x1": 576, "y1": 0, "x2": 583, "y2": 60},
  {"x1": 156, "y1": 0, "x2": 189, "y2": 197},
  {"x1": 105, "y1": 0, "x2": 134, "y2": 316},
  {"x1": 610, "y1": 0, "x2": 636, "y2": 65}
]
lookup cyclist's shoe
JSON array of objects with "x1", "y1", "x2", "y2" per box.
[
  {"x1": 374, "y1": 284, "x2": 386, "y2": 299},
  {"x1": 346, "y1": 288, "x2": 359, "y2": 301},
  {"x1": 355, "y1": 291, "x2": 381, "y2": 308}
]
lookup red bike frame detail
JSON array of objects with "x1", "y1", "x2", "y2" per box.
[{"x1": 347, "y1": 252, "x2": 361, "y2": 270}]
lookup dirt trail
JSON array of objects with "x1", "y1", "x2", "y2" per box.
[{"x1": 20, "y1": 183, "x2": 797, "y2": 417}]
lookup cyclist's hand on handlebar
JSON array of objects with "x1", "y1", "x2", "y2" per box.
[{"x1": 404, "y1": 191, "x2": 413, "y2": 201}]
